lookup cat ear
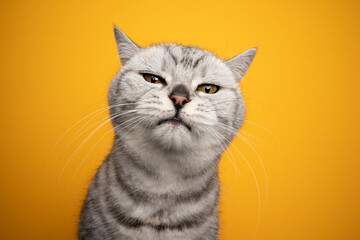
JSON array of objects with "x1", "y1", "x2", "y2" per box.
[
  {"x1": 225, "y1": 47, "x2": 257, "y2": 83},
  {"x1": 113, "y1": 25, "x2": 140, "y2": 66}
]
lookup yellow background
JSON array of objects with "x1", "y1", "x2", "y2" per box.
[{"x1": 1, "y1": 0, "x2": 359, "y2": 239}]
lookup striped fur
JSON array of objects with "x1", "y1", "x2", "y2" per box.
[{"x1": 78, "y1": 26, "x2": 256, "y2": 239}]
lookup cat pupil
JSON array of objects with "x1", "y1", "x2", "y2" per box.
[
  {"x1": 205, "y1": 85, "x2": 211, "y2": 93},
  {"x1": 151, "y1": 76, "x2": 157, "y2": 83}
]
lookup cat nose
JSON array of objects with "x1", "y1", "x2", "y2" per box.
[
  {"x1": 170, "y1": 95, "x2": 189, "y2": 107},
  {"x1": 169, "y1": 84, "x2": 190, "y2": 108}
]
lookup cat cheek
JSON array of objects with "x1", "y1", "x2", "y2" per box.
[{"x1": 181, "y1": 102, "x2": 218, "y2": 127}]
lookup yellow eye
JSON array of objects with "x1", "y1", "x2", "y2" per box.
[
  {"x1": 143, "y1": 74, "x2": 165, "y2": 84},
  {"x1": 197, "y1": 84, "x2": 219, "y2": 94}
]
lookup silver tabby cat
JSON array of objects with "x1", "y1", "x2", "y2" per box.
[{"x1": 78, "y1": 25, "x2": 256, "y2": 240}]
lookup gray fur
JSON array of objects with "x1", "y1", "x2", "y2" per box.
[{"x1": 78, "y1": 26, "x2": 256, "y2": 240}]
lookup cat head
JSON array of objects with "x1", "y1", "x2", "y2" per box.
[{"x1": 109, "y1": 26, "x2": 256, "y2": 153}]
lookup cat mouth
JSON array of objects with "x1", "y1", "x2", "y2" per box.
[{"x1": 158, "y1": 117, "x2": 191, "y2": 131}]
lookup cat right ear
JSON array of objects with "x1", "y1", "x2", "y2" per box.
[
  {"x1": 225, "y1": 47, "x2": 257, "y2": 83},
  {"x1": 113, "y1": 25, "x2": 140, "y2": 66}
]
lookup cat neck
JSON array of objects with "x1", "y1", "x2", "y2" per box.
[{"x1": 112, "y1": 130, "x2": 221, "y2": 180}]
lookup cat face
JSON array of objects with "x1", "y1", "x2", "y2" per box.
[{"x1": 109, "y1": 26, "x2": 256, "y2": 152}]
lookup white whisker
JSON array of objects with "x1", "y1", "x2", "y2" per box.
[
  {"x1": 238, "y1": 135, "x2": 268, "y2": 205},
  {"x1": 44, "y1": 109, "x2": 139, "y2": 180},
  {"x1": 244, "y1": 120, "x2": 280, "y2": 147},
  {"x1": 45, "y1": 103, "x2": 137, "y2": 172},
  {"x1": 201, "y1": 124, "x2": 243, "y2": 192},
  {"x1": 207, "y1": 124, "x2": 262, "y2": 232},
  {"x1": 216, "y1": 122, "x2": 269, "y2": 204},
  {"x1": 225, "y1": 140, "x2": 262, "y2": 232},
  {"x1": 57, "y1": 113, "x2": 143, "y2": 186},
  {"x1": 48, "y1": 102, "x2": 137, "y2": 155},
  {"x1": 66, "y1": 115, "x2": 150, "y2": 190},
  {"x1": 239, "y1": 130, "x2": 280, "y2": 159}
]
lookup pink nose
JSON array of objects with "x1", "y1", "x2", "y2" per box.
[{"x1": 170, "y1": 95, "x2": 189, "y2": 107}]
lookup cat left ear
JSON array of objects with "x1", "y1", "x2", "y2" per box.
[
  {"x1": 114, "y1": 25, "x2": 140, "y2": 66},
  {"x1": 225, "y1": 47, "x2": 257, "y2": 83}
]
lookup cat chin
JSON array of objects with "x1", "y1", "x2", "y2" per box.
[{"x1": 150, "y1": 122, "x2": 194, "y2": 151}]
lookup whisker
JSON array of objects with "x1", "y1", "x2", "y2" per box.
[
  {"x1": 47, "y1": 102, "x2": 137, "y2": 165},
  {"x1": 42, "y1": 105, "x2": 110, "y2": 179},
  {"x1": 44, "y1": 109, "x2": 139, "y2": 180},
  {"x1": 134, "y1": 107, "x2": 165, "y2": 112},
  {"x1": 224, "y1": 139, "x2": 262, "y2": 232},
  {"x1": 244, "y1": 120, "x2": 280, "y2": 147},
  {"x1": 239, "y1": 130, "x2": 280, "y2": 159},
  {"x1": 48, "y1": 102, "x2": 137, "y2": 155},
  {"x1": 201, "y1": 124, "x2": 243, "y2": 192},
  {"x1": 216, "y1": 122, "x2": 269, "y2": 204},
  {"x1": 57, "y1": 113, "x2": 143, "y2": 186},
  {"x1": 66, "y1": 115, "x2": 150, "y2": 190},
  {"x1": 238, "y1": 133, "x2": 266, "y2": 152},
  {"x1": 237, "y1": 135, "x2": 268, "y2": 205},
  {"x1": 209, "y1": 126, "x2": 262, "y2": 231},
  {"x1": 216, "y1": 122, "x2": 279, "y2": 159},
  {"x1": 48, "y1": 106, "x2": 109, "y2": 155}
]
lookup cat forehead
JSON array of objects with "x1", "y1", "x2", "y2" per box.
[{"x1": 127, "y1": 44, "x2": 236, "y2": 87}]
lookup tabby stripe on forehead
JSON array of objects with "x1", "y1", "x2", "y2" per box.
[
  {"x1": 164, "y1": 46, "x2": 178, "y2": 65},
  {"x1": 113, "y1": 159, "x2": 217, "y2": 204},
  {"x1": 180, "y1": 57, "x2": 193, "y2": 68},
  {"x1": 192, "y1": 55, "x2": 204, "y2": 69},
  {"x1": 161, "y1": 57, "x2": 167, "y2": 71},
  {"x1": 169, "y1": 52, "x2": 178, "y2": 65}
]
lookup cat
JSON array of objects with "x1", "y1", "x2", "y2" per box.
[{"x1": 78, "y1": 25, "x2": 256, "y2": 240}]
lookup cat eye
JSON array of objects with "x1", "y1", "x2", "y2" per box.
[
  {"x1": 143, "y1": 73, "x2": 165, "y2": 84},
  {"x1": 197, "y1": 84, "x2": 219, "y2": 94}
]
